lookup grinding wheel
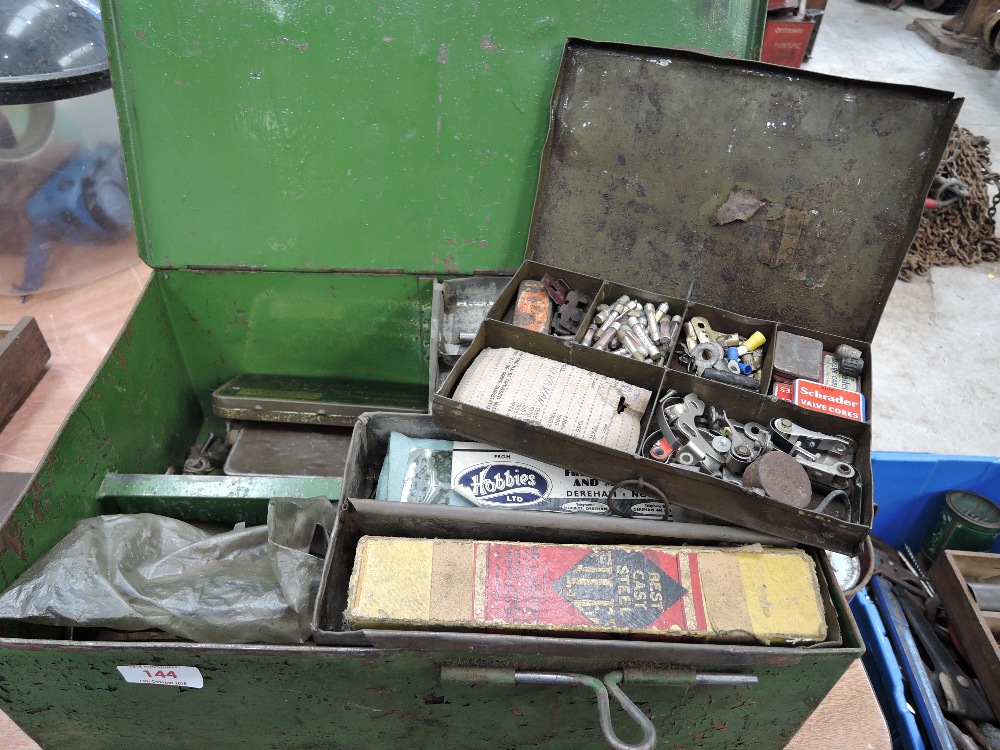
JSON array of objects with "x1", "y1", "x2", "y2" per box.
[{"x1": 744, "y1": 451, "x2": 812, "y2": 508}]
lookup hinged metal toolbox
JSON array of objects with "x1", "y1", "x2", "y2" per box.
[
  {"x1": 0, "y1": 4, "x2": 797, "y2": 749},
  {"x1": 433, "y1": 39, "x2": 961, "y2": 555}
]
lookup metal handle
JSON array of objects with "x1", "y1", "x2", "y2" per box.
[
  {"x1": 606, "y1": 478, "x2": 670, "y2": 519},
  {"x1": 514, "y1": 671, "x2": 656, "y2": 750},
  {"x1": 440, "y1": 667, "x2": 758, "y2": 750}
]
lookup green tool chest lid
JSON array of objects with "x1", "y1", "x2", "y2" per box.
[
  {"x1": 527, "y1": 39, "x2": 962, "y2": 342},
  {"x1": 103, "y1": 2, "x2": 765, "y2": 275}
]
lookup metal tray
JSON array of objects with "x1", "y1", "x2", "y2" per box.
[{"x1": 432, "y1": 38, "x2": 960, "y2": 553}]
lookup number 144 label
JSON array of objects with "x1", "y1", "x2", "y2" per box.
[{"x1": 117, "y1": 665, "x2": 204, "y2": 688}]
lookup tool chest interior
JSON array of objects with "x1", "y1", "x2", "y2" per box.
[{"x1": 0, "y1": 1, "x2": 969, "y2": 748}]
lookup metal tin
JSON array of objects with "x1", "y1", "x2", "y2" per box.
[
  {"x1": 526, "y1": 40, "x2": 960, "y2": 344},
  {"x1": 922, "y1": 490, "x2": 1000, "y2": 562},
  {"x1": 434, "y1": 318, "x2": 873, "y2": 554},
  {"x1": 223, "y1": 422, "x2": 354, "y2": 478},
  {"x1": 304, "y1": 411, "x2": 862, "y2": 748},
  {"x1": 212, "y1": 374, "x2": 425, "y2": 427}
]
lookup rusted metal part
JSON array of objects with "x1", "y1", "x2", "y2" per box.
[
  {"x1": 541, "y1": 274, "x2": 570, "y2": 306},
  {"x1": 511, "y1": 280, "x2": 553, "y2": 333},
  {"x1": 773, "y1": 331, "x2": 823, "y2": 382},
  {"x1": 743, "y1": 451, "x2": 812, "y2": 509}
]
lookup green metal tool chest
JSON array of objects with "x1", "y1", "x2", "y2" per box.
[{"x1": 0, "y1": 1, "x2": 923, "y2": 747}]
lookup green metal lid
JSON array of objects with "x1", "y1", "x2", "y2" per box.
[
  {"x1": 527, "y1": 39, "x2": 962, "y2": 342},
  {"x1": 102, "y1": 1, "x2": 765, "y2": 276}
]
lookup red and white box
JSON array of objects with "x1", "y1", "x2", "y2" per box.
[{"x1": 792, "y1": 380, "x2": 865, "y2": 422}]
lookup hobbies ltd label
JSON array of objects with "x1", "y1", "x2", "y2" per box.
[{"x1": 451, "y1": 443, "x2": 664, "y2": 518}]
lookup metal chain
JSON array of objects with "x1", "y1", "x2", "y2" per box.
[{"x1": 900, "y1": 126, "x2": 1000, "y2": 281}]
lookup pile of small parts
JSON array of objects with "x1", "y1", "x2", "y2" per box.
[
  {"x1": 645, "y1": 390, "x2": 859, "y2": 521},
  {"x1": 676, "y1": 317, "x2": 767, "y2": 391},
  {"x1": 579, "y1": 295, "x2": 681, "y2": 365}
]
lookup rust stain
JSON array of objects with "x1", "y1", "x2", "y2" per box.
[
  {"x1": 135, "y1": 29, "x2": 146, "y2": 43},
  {"x1": 480, "y1": 36, "x2": 504, "y2": 53},
  {"x1": 431, "y1": 253, "x2": 460, "y2": 274},
  {"x1": 229, "y1": 306, "x2": 249, "y2": 330},
  {"x1": 712, "y1": 188, "x2": 766, "y2": 225},
  {"x1": 116, "y1": 351, "x2": 126, "y2": 372},
  {"x1": 0, "y1": 528, "x2": 26, "y2": 562},
  {"x1": 747, "y1": 160, "x2": 857, "y2": 288}
]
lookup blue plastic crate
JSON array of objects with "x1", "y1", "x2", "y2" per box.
[
  {"x1": 857, "y1": 452, "x2": 1000, "y2": 750},
  {"x1": 872, "y1": 452, "x2": 1000, "y2": 552}
]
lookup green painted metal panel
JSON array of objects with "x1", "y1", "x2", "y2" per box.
[
  {"x1": 0, "y1": 643, "x2": 849, "y2": 750},
  {"x1": 0, "y1": 279, "x2": 201, "y2": 590},
  {"x1": 156, "y1": 271, "x2": 434, "y2": 415},
  {"x1": 98, "y1": 474, "x2": 343, "y2": 525},
  {"x1": 103, "y1": 0, "x2": 765, "y2": 274}
]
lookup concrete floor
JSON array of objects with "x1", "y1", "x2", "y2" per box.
[{"x1": 803, "y1": 0, "x2": 1000, "y2": 456}]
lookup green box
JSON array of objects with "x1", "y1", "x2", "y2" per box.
[{"x1": 0, "y1": 2, "x2": 902, "y2": 748}]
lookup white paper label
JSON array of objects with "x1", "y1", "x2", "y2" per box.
[
  {"x1": 450, "y1": 443, "x2": 665, "y2": 518},
  {"x1": 117, "y1": 665, "x2": 204, "y2": 688}
]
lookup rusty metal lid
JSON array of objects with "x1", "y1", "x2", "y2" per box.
[{"x1": 527, "y1": 39, "x2": 962, "y2": 342}]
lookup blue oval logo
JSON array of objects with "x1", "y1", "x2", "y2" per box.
[{"x1": 455, "y1": 463, "x2": 550, "y2": 506}]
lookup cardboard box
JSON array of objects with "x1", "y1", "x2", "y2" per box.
[{"x1": 346, "y1": 536, "x2": 828, "y2": 645}]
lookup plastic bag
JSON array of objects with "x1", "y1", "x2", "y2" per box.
[
  {"x1": 375, "y1": 432, "x2": 473, "y2": 506},
  {"x1": 0, "y1": 496, "x2": 334, "y2": 644}
]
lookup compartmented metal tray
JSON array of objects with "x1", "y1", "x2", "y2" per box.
[
  {"x1": 432, "y1": 39, "x2": 961, "y2": 554},
  {"x1": 434, "y1": 317, "x2": 873, "y2": 553}
]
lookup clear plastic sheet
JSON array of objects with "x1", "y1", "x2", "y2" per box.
[
  {"x1": 0, "y1": 496, "x2": 335, "y2": 644},
  {"x1": 374, "y1": 432, "x2": 473, "y2": 506}
]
